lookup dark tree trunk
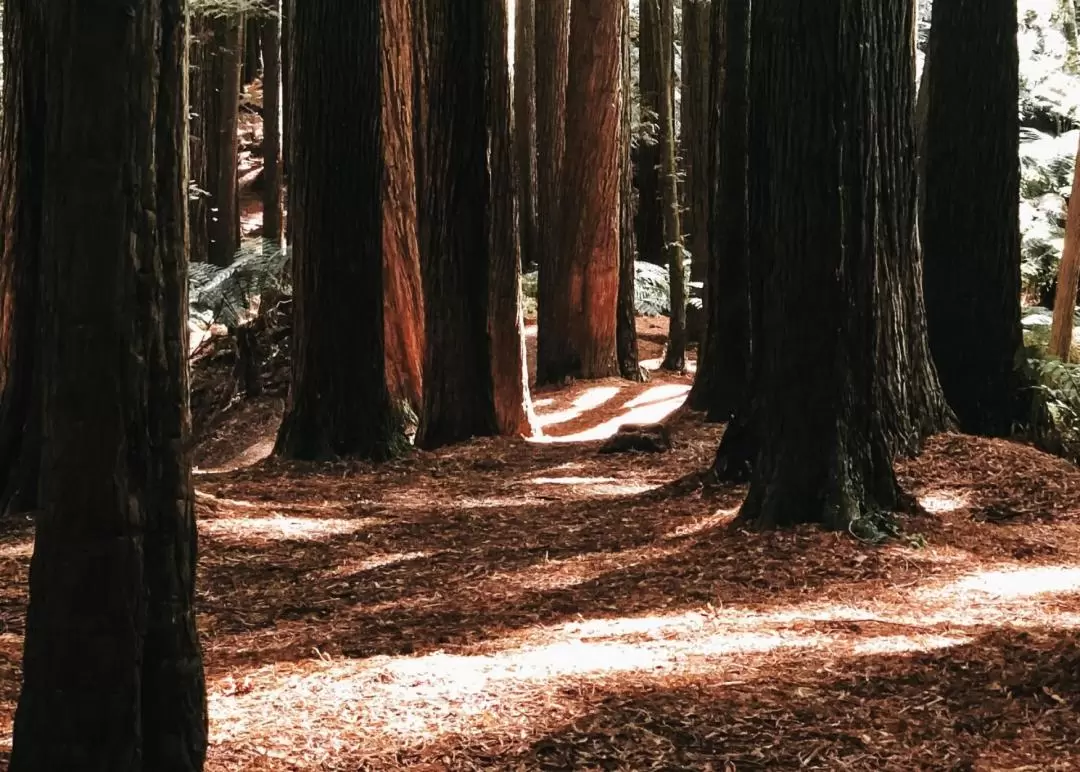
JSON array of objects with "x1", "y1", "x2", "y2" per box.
[
  {"x1": 636, "y1": 0, "x2": 665, "y2": 267},
  {"x1": 559, "y1": 0, "x2": 623, "y2": 380},
  {"x1": 921, "y1": 0, "x2": 1024, "y2": 437},
  {"x1": 691, "y1": 0, "x2": 749, "y2": 422},
  {"x1": 736, "y1": 0, "x2": 913, "y2": 532},
  {"x1": 416, "y1": 0, "x2": 530, "y2": 448},
  {"x1": 653, "y1": 0, "x2": 687, "y2": 372},
  {"x1": 243, "y1": 15, "x2": 261, "y2": 85},
  {"x1": 514, "y1": 0, "x2": 539, "y2": 273},
  {"x1": 187, "y1": 16, "x2": 212, "y2": 264},
  {"x1": 0, "y1": 0, "x2": 45, "y2": 519},
  {"x1": 381, "y1": 0, "x2": 425, "y2": 416},
  {"x1": 681, "y1": 0, "x2": 711, "y2": 342},
  {"x1": 534, "y1": 0, "x2": 571, "y2": 385},
  {"x1": 275, "y1": 0, "x2": 406, "y2": 461},
  {"x1": 281, "y1": 0, "x2": 292, "y2": 183},
  {"x1": 261, "y1": 8, "x2": 283, "y2": 244},
  {"x1": 618, "y1": 0, "x2": 644, "y2": 381},
  {"x1": 11, "y1": 0, "x2": 207, "y2": 766}
]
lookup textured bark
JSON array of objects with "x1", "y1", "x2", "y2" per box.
[
  {"x1": 275, "y1": 0, "x2": 405, "y2": 461},
  {"x1": 534, "y1": 0, "x2": 571, "y2": 385},
  {"x1": 737, "y1": 0, "x2": 912, "y2": 531},
  {"x1": 381, "y1": 0, "x2": 425, "y2": 415},
  {"x1": 692, "y1": 0, "x2": 750, "y2": 422},
  {"x1": 416, "y1": 0, "x2": 530, "y2": 448},
  {"x1": 261, "y1": 8, "x2": 283, "y2": 244},
  {"x1": 682, "y1": 0, "x2": 711, "y2": 342},
  {"x1": 11, "y1": 0, "x2": 207, "y2": 766},
  {"x1": 514, "y1": 0, "x2": 539, "y2": 272},
  {"x1": 0, "y1": 0, "x2": 45, "y2": 518},
  {"x1": 653, "y1": 0, "x2": 687, "y2": 372},
  {"x1": 922, "y1": 0, "x2": 1024, "y2": 436},
  {"x1": 281, "y1": 0, "x2": 292, "y2": 182},
  {"x1": 1049, "y1": 134, "x2": 1080, "y2": 361},
  {"x1": 243, "y1": 16, "x2": 261, "y2": 85},
  {"x1": 187, "y1": 16, "x2": 212, "y2": 264},
  {"x1": 636, "y1": 0, "x2": 665, "y2": 266},
  {"x1": 557, "y1": 0, "x2": 623, "y2": 380},
  {"x1": 618, "y1": 0, "x2": 644, "y2": 381}
]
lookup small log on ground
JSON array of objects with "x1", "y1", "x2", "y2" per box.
[{"x1": 599, "y1": 422, "x2": 672, "y2": 454}]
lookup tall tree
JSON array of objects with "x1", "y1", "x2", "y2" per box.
[
  {"x1": 275, "y1": 0, "x2": 406, "y2": 460},
  {"x1": 618, "y1": 0, "x2": 644, "y2": 381},
  {"x1": 416, "y1": 0, "x2": 532, "y2": 448},
  {"x1": 1049, "y1": 133, "x2": 1080, "y2": 360},
  {"x1": 653, "y1": 0, "x2": 687, "y2": 371},
  {"x1": 514, "y1": 0, "x2": 539, "y2": 273},
  {"x1": 0, "y1": 0, "x2": 45, "y2": 519},
  {"x1": 381, "y1": 0, "x2": 425, "y2": 415},
  {"x1": 921, "y1": 0, "x2": 1024, "y2": 436},
  {"x1": 261, "y1": 2, "x2": 283, "y2": 244},
  {"x1": 11, "y1": 0, "x2": 208, "y2": 766},
  {"x1": 534, "y1": 0, "x2": 571, "y2": 385},
  {"x1": 682, "y1": 1, "x2": 711, "y2": 342},
  {"x1": 690, "y1": 0, "x2": 750, "y2": 423},
  {"x1": 736, "y1": 0, "x2": 940, "y2": 530},
  {"x1": 636, "y1": 0, "x2": 665, "y2": 266},
  {"x1": 557, "y1": 0, "x2": 624, "y2": 380}
]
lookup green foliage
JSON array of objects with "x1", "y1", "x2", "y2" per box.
[
  {"x1": 1019, "y1": 306, "x2": 1080, "y2": 461},
  {"x1": 189, "y1": 239, "x2": 289, "y2": 331},
  {"x1": 1019, "y1": 128, "x2": 1075, "y2": 296}
]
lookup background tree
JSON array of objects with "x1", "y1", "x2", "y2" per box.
[
  {"x1": 921, "y1": 0, "x2": 1024, "y2": 436},
  {"x1": 534, "y1": 0, "x2": 571, "y2": 385},
  {"x1": 1046, "y1": 133, "x2": 1080, "y2": 360},
  {"x1": 514, "y1": 0, "x2": 539, "y2": 274},
  {"x1": 275, "y1": 0, "x2": 405, "y2": 460},
  {"x1": 11, "y1": 0, "x2": 207, "y2": 765},
  {"x1": 618, "y1": 0, "x2": 644, "y2": 381},
  {"x1": 261, "y1": 2, "x2": 283, "y2": 244},
  {"x1": 558, "y1": 0, "x2": 624, "y2": 380},
  {"x1": 681, "y1": 0, "x2": 711, "y2": 341},
  {"x1": 652, "y1": 0, "x2": 687, "y2": 372},
  {"x1": 636, "y1": 0, "x2": 665, "y2": 266}
]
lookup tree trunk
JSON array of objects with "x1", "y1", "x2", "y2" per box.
[
  {"x1": 261, "y1": 8, "x2": 283, "y2": 245},
  {"x1": 636, "y1": 0, "x2": 665, "y2": 266},
  {"x1": 922, "y1": 0, "x2": 1024, "y2": 437},
  {"x1": 187, "y1": 16, "x2": 212, "y2": 264},
  {"x1": 736, "y1": 0, "x2": 914, "y2": 532},
  {"x1": 681, "y1": 0, "x2": 711, "y2": 342},
  {"x1": 534, "y1": 0, "x2": 572, "y2": 385},
  {"x1": 382, "y1": 0, "x2": 425, "y2": 416},
  {"x1": 691, "y1": 0, "x2": 750, "y2": 422},
  {"x1": 209, "y1": 14, "x2": 243, "y2": 267},
  {"x1": 618, "y1": 0, "x2": 644, "y2": 381},
  {"x1": 0, "y1": 0, "x2": 45, "y2": 519},
  {"x1": 281, "y1": 0, "x2": 292, "y2": 183},
  {"x1": 653, "y1": 0, "x2": 687, "y2": 372},
  {"x1": 416, "y1": 0, "x2": 531, "y2": 448},
  {"x1": 274, "y1": 0, "x2": 406, "y2": 461},
  {"x1": 514, "y1": 0, "x2": 539, "y2": 273},
  {"x1": 558, "y1": 0, "x2": 623, "y2": 380},
  {"x1": 11, "y1": 0, "x2": 207, "y2": 766},
  {"x1": 1048, "y1": 133, "x2": 1080, "y2": 360}
]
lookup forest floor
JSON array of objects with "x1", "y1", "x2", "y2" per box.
[{"x1": 1, "y1": 319, "x2": 1080, "y2": 770}]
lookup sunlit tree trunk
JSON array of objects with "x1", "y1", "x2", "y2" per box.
[
  {"x1": 11, "y1": 0, "x2": 207, "y2": 765},
  {"x1": 1049, "y1": 134, "x2": 1080, "y2": 361}
]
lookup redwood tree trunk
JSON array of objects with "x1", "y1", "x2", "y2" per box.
[
  {"x1": 921, "y1": 0, "x2": 1023, "y2": 436},
  {"x1": 209, "y1": 14, "x2": 243, "y2": 266},
  {"x1": 275, "y1": 0, "x2": 405, "y2": 461},
  {"x1": 11, "y1": 0, "x2": 207, "y2": 765},
  {"x1": 681, "y1": 0, "x2": 711, "y2": 342},
  {"x1": 618, "y1": 0, "x2": 643, "y2": 381},
  {"x1": 534, "y1": 0, "x2": 571, "y2": 385},
  {"x1": 514, "y1": 0, "x2": 539, "y2": 273},
  {"x1": 1049, "y1": 133, "x2": 1080, "y2": 361},
  {"x1": 382, "y1": 0, "x2": 425, "y2": 415},
  {"x1": 261, "y1": 7, "x2": 283, "y2": 244},
  {"x1": 636, "y1": 0, "x2": 665, "y2": 266},
  {"x1": 558, "y1": 0, "x2": 623, "y2": 380}
]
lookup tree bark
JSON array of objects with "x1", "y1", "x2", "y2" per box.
[
  {"x1": 381, "y1": 0, "x2": 425, "y2": 415},
  {"x1": 691, "y1": 0, "x2": 750, "y2": 422},
  {"x1": 636, "y1": 0, "x2": 665, "y2": 266},
  {"x1": 274, "y1": 0, "x2": 406, "y2": 461},
  {"x1": 0, "y1": 0, "x2": 45, "y2": 519},
  {"x1": 618, "y1": 0, "x2": 644, "y2": 381},
  {"x1": 261, "y1": 7, "x2": 283, "y2": 245},
  {"x1": 534, "y1": 0, "x2": 572, "y2": 385},
  {"x1": 653, "y1": 0, "x2": 687, "y2": 372},
  {"x1": 681, "y1": 0, "x2": 711, "y2": 342},
  {"x1": 1048, "y1": 133, "x2": 1080, "y2": 360},
  {"x1": 922, "y1": 0, "x2": 1024, "y2": 436},
  {"x1": 281, "y1": 0, "x2": 292, "y2": 183},
  {"x1": 514, "y1": 0, "x2": 539, "y2": 273},
  {"x1": 736, "y1": 0, "x2": 915, "y2": 531},
  {"x1": 243, "y1": 15, "x2": 261, "y2": 85},
  {"x1": 11, "y1": 0, "x2": 207, "y2": 765},
  {"x1": 556, "y1": 0, "x2": 623, "y2": 380}
]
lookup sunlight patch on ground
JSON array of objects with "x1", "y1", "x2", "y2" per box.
[
  {"x1": 623, "y1": 383, "x2": 692, "y2": 409},
  {"x1": 481, "y1": 544, "x2": 685, "y2": 595},
  {"x1": 849, "y1": 634, "x2": 973, "y2": 656},
  {"x1": 534, "y1": 386, "x2": 622, "y2": 429},
  {"x1": 639, "y1": 357, "x2": 698, "y2": 374},
  {"x1": 196, "y1": 490, "x2": 260, "y2": 508},
  {"x1": 200, "y1": 515, "x2": 383, "y2": 543},
  {"x1": 0, "y1": 540, "x2": 33, "y2": 560},
  {"x1": 663, "y1": 508, "x2": 739, "y2": 539},
  {"x1": 532, "y1": 395, "x2": 688, "y2": 443},
  {"x1": 934, "y1": 565, "x2": 1080, "y2": 599},
  {"x1": 919, "y1": 489, "x2": 970, "y2": 514},
  {"x1": 526, "y1": 475, "x2": 658, "y2": 497},
  {"x1": 317, "y1": 552, "x2": 433, "y2": 580}
]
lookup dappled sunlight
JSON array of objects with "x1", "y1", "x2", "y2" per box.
[
  {"x1": 527, "y1": 475, "x2": 658, "y2": 497},
  {"x1": 532, "y1": 395, "x2": 687, "y2": 443},
  {"x1": 933, "y1": 565, "x2": 1080, "y2": 600},
  {"x1": 317, "y1": 552, "x2": 433, "y2": 581},
  {"x1": 534, "y1": 386, "x2": 622, "y2": 429},
  {"x1": 0, "y1": 541, "x2": 33, "y2": 561},
  {"x1": 200, "y1": 515, "x2": 385, "y2": 543},
  {"x1": 919, "y1": 489, "x2": 971, "y2": 514},
  {"x1": 663, "y1": 507, "x2": 739, "y2": 539},
  {"x1": 623, "y1": 383, "x2": 692, "y2": 409}
]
